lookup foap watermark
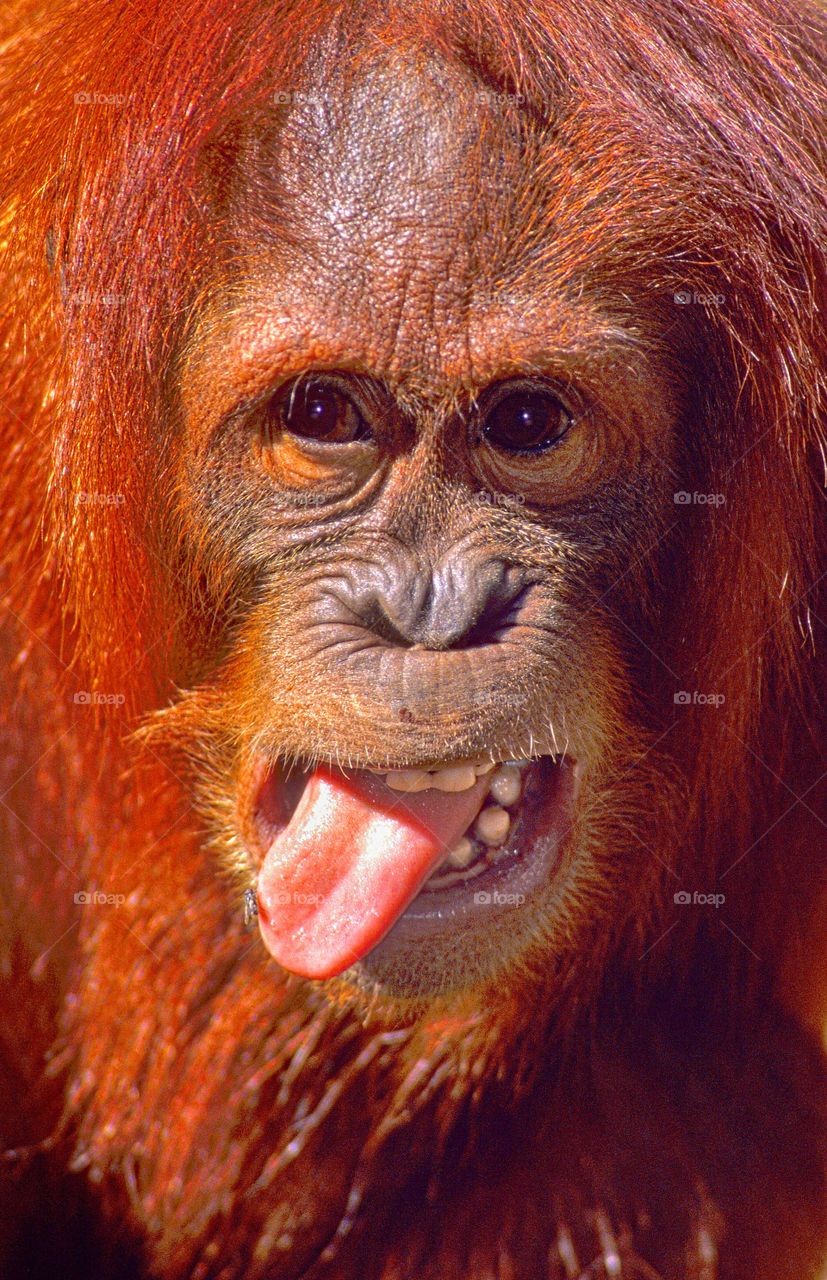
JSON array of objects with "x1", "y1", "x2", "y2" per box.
[
  {"x1": 74, "y1": 890, "x2": 125, "y2": 907},
  {"x1": 74, "y1": 91, "x2": 127, "y2": 107},
  {"x1": 474, "y1": 490, "x2": 526, "y2": 512},
  {"x1": 674, "y1": 890, "x2": 725, "y2": 908},
  {"x1": 474, "y1": 89, "x2": 525, "y2": 109},
  {"x1": 75, "y1": 491, "x2": 126, "y2": 505},
  {"x1": 66, "y1": 290, "x2": 128, "y2": 308},
  {"x1": 472, "y1": 288, "x2": 539, "y2": 321},
  {"x1": 674, "y1": 690, "x2": 725, "y2": 708},
  {"x1": 673, "y1": 491, "x2": 725, "y2": 506},
  {"x1": 673, "y1": 290, "x2": 725, "y2": 307},
  {"x1": 272, "y1": 890, "x2": 324, "y2": 907},
  {"x1": 473, "y1": 890, "x2": 526, "y2": 907},
  {"x1": 73, "y1": 691, "x2": 126, "y2": 706},
  {"x1": 273, "y1": 89, "x2": 327, "y2": 108}
]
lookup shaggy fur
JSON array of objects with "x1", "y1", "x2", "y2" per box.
[{"x1": 1, "y1": 1, "x2": 825, "y2": 1277}]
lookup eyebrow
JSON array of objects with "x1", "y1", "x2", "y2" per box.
[{"x1": 183, "y1": 286, "x2": 650, "y2": 444}]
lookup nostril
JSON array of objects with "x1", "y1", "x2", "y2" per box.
[
  {"x1": 460, "y1": 586, "x2": 528, "y2": 647},
  {"x1": 365, "y1": 589, "x2": 473, "y2": 651},
  {"x1": 360, "y1": 567, "x2": 527, "y2": 651},
  {"x1": 326, "y1": 557, "x2": 530, "y2": 652},
  {"x1": 359, "y1": 598, "x2": 421, "y2": 648}
]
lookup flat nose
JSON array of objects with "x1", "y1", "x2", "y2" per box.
[{"x1": 360, "y1": 555, "x2": 526, "y2": 650}]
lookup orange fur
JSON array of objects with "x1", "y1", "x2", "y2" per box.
[{"x1": 1, "y1": 2, "x2": 825, "y2": 1276}]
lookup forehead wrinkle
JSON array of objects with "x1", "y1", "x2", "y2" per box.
[
  {"x1": 230, "y1": 53, "x2": 547, "y2": 364},
  {"x1": 212, "y1": 55, "x2": 655, "y2": 402},
  {"x1": 188, "y1": 282, "x2": 642, "y2": 423}
]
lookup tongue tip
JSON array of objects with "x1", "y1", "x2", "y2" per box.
[{"x1": 257, "y1": 910, "x2": 375, "y2": 979}]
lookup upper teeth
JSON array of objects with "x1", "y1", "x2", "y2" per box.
[
  {"x1": 383, "y1": 757, "x2": 519, "y2": 794},
  {"x1": 385, "y1": 763, "x2": 478, "y2": 793},
  {"x1": 487, "y1": 763, "x2": 522, "y2": 807}
]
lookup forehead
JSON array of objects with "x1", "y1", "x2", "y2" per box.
[
  {"x1": 242, "y1": 57, "x2": 531, "y2": 246},
  {"x1": 197, "y1": 48, "x2": 657, "y2": 412},
  {"x1": 221, "y1": 55, "x2": 572, "y2": 387},
  {"x1": 271, "y1": 57, "x2": 529, "y2": 277}
]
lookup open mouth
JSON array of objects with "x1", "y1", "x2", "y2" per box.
[{"x1": 244, "y1": 751, "x2": 578, "y2": 980}]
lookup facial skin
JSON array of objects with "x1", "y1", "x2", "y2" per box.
[{"x1": 168, "y1": 52, "x2": 684, "y2": 1003}]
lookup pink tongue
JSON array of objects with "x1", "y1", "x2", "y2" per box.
[{"x1": 257, "y1": 767, "x2": 490, "y2": 979}]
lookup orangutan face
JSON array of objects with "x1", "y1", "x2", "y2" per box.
[{"x1": 176, "y1": 54, "x2": 682, "y2": 1000}]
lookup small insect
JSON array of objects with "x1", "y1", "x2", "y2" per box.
[{"x1": 243, "y1": 887, "x2": 259, "y2": 930}]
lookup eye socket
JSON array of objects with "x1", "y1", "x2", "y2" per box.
[
  {"x1": 266, "y1": 379, "x2": 371, "y2": 445},
  {"x1": 482, "y1": 386, "x2": 573, "y2": 454}
]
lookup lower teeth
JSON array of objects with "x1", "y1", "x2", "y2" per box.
[
  {"x1": 446, "y1": 837, "x2": 476, "y2": 868},
  {"x1": 475, "y1": 804, "x2": 510, "y2": 846},
  {"x1": 425, "y1": 761, "x2": 528, "y2": 890}
]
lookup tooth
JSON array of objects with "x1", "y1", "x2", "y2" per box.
[
  {"x1": 474, "y1": 805, "x2": 510, "y2": 846},
  {"x1": 386, "y1": 769, "x2": 431, "y2": 792},
  {"x1": 431, "y1": 764, "x2": 477, "y2": 793},
  {"x1": 488, "y1": 764, "x2": 522, "y2": 807},
  {"x1": 446, "y1": 837, "x2": 476, "y2": 868}
]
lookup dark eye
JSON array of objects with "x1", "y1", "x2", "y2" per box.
[
  {"x1": 268, "y1": 379, "x2": 370, "y2": 444},
  {"x1": 482, "y1": 388, "x2": 572, "y2": 453}
]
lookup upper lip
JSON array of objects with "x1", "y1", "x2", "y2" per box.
[
  {"x1": 309, "y1": 743, "x2": 561, "y2": 773},
  {"x1": 366, "y1": 754, "x2": 533, "y2": 773}
]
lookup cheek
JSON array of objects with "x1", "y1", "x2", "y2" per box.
[{"x1": 176, "y1": 423, "x2": 393, "y2": 573}]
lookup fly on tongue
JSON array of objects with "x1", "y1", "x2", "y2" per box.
[{"x1": 256, "y1": 766, "x2": 492, "y2": 978}]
